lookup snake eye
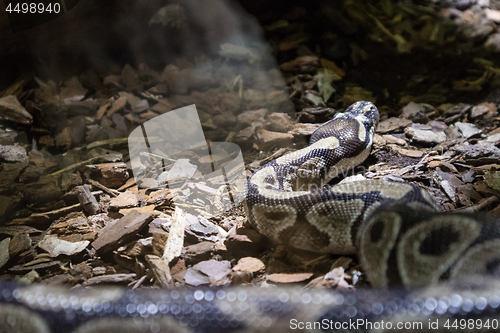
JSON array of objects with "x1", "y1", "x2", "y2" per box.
[{"x1": 264, "y1": 175, "x2": 276, "y2": 185}]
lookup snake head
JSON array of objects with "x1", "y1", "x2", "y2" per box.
[{"x1": 344, "y1": 101, "x2": 380, "y2": 127}]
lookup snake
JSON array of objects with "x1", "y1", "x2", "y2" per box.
[
  {"x1": 2, "y1": 101, "x2": 500, "y2": 332},
  {"x1": 244, "y1": 100, "x2": 500, "y2": 287}
]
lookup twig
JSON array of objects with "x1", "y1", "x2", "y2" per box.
[
  {"x1": 47, "y1": 157, "x2": 103, "y2": 177},
  {"x1": 452, "y1": 196, "x2": 499, "y2": 213},
  {"x1": 131, "y1": 273, "x2": 148, "y2": 290},
  {"x1": 87, "y1": 179, "x2": 120, "y2": 197},
  {"x1": 10, "y1": 191, "x2": 103, "y2": 225},
  {"x1": 73, "y1": 137, "x2": 165, "y2": 151},
  {"x1": 10, "y1": 203, "x2": 80, "y2": 225}
]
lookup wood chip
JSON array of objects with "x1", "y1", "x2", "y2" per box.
[
  {"x1": 145, "y1": 254, "x2": 173, "y2": 287},
  {"x1": 233, "y1": 257, "x2": 265, "y2": 273},
  {"x1": 181, "y1": 242, "x2": 214, "y2": 263},
  {"x1": 266, "y1": 273, "x2": 314, "y2": 283},
  {"x1": 119, "y1": 205, "x2": 156, "y2": 216},
  {"x1": 376, "y1": 117, "x2": 412, "y2": 133},
  {"x1": 390, "y1": 145, "x2": 424, "y2": 158},
  {"x1": 0, "y1": 95, "x2": 33, "y2": 124},
  {"x1": 85, "y1": 162, "x2": 129, "y2": 188},
  {"x1": 405, "y1": 123, "x2": 446, "y2": 144},
  {"x1": 0, "y1": 226, "x2": 42, "y2": 236},
  {"x1": 306, "y1": 267, "x2": 352, "y2": 289},
  {"x1": 383, "y1": 134, "x2": 406, "y2": 145},
  {"x1": 456, "y1": 122, "x2": 483, "y2": 138},
  {"x1": 109, "y1": 191, "x2": 141, "y2": 210},
  {"x1": 91, "y1": 210, "x2": 153, "y2": 252},
  {"x1": 255, "y1": 129, "x2": 294, "y2": 150},
  {"x1": 8, "y1": 233, "x2": 31, "y2": 257},
  {"x1": 162, "y1": 207, "x2": 185, "y2": 263},
  {"x1": 38, "y1": 235, "x2": 90, "y2": 257},
  {"x1": 106, "y1": 96, "x2": 127, "y2": 118},
  {"x1": 184, "y1": 260, "x2": 231, "y2": 286},
  {"x1": 0, "y1": 238, "x2": 11, "y2": 269},
  {"x1": 75, "y1": 185, "x2": 99, "y2": 215}
]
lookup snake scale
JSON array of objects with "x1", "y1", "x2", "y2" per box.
[{"x1": 2, "y1": 101, "x2": 500, "y2": 332}]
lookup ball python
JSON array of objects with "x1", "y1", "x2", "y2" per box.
[
  {"x1": 244, "y1": 100, "x2": 500, "y2": 287},
  {"x1": 2, "y1": 101, "x2": 500, "y2": 332}
]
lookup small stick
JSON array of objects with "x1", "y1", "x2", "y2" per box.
[
  {"x1": 10, "y1": 191, "x2": 102, "y2": 225},
  {"x1": 48, "y1": 157, "x2": 102, "y2": 177},
  {"x1": 453, "y1": 196, "x2": 499, "y2": 213},
  {"x1": 131, "y1": 273, "x2": 148, "y2": 290},
  {"x1": 87, "y1": 179, "x2": 120, "y2": 197}
]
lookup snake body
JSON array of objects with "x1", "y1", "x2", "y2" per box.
[
  {"x1": 3, "y1": 276, "x2": 500, "y2": 333},
  {"x1": 245, "y1": 101, "x2": 500, "y2": 287},
  {"x1": 2, "y1": 101, "x2": 500, "y2": 332}
]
